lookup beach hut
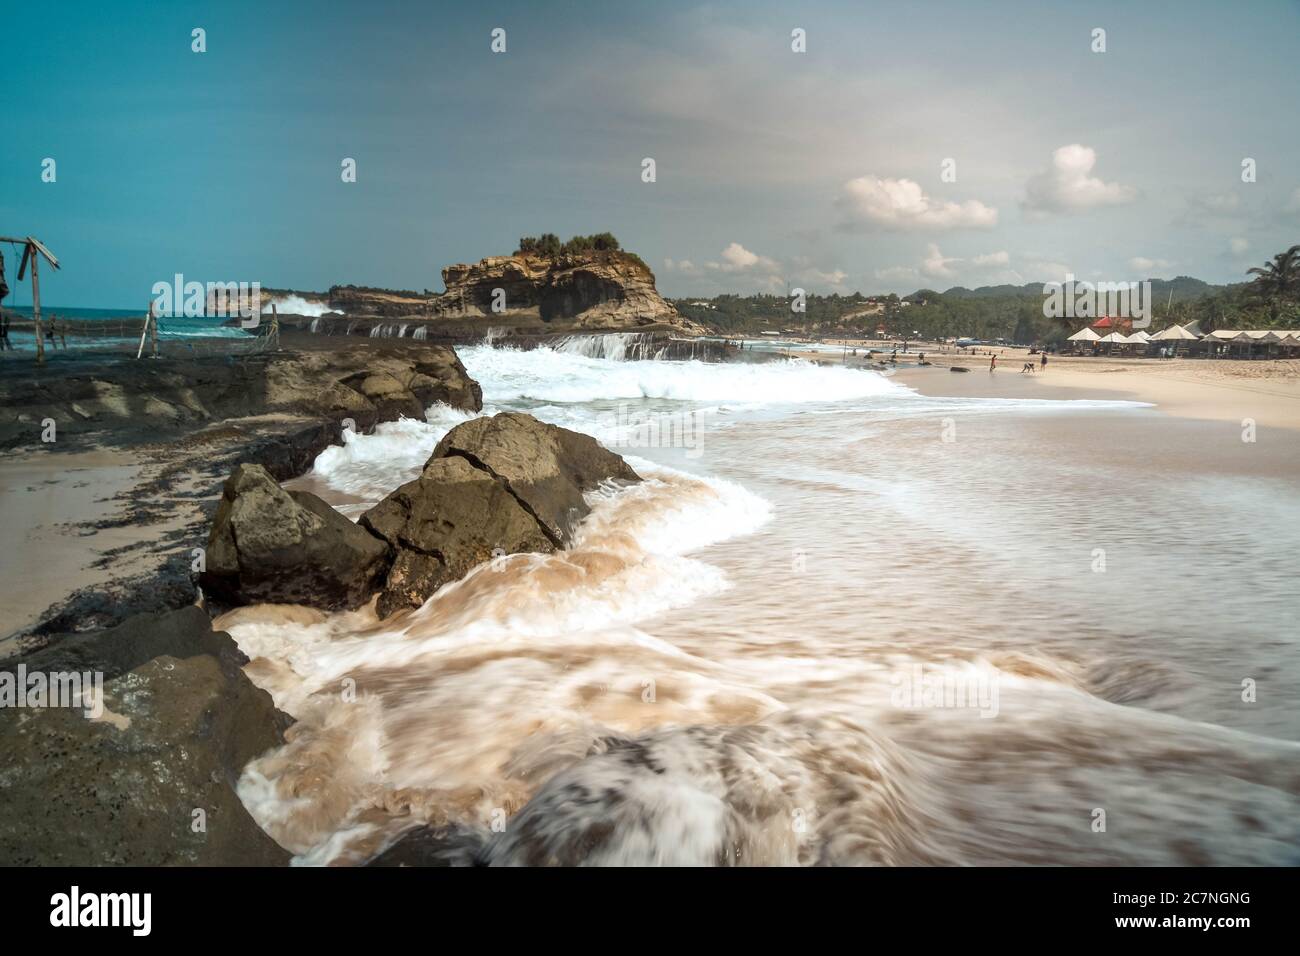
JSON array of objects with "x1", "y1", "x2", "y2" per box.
[
  {"x1": 1150, "y1": 323, "x2": 1200, "y2": 357},
  {"x1": 1200, "y1": 328, "x2": 1245, "y2": 359},
  {"x1": 1066, "y1": 327, "x2": 1100, "y2": 355},
  {"x1": 1097, "y1": 331, "x2": 1130, "y2": 354},
  {"x1": 1126, "y1": 329, "x2": 1153, "y2": 355}
]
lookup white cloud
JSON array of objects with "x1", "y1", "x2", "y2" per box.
[
  {"x1": 663, "y1": 257, "x2": 700, "y2": 274},
  {"x1": 1228, "y1": 237, "x2": 1250, "y2": 256},
  {"x1": 1128, "y1": 256, "x2": 1171, "y2": 273},
  {"x1": 716, "y1": 242, "x2": 778, "y2": 272},
  {"x1": 877, "y1": 246, "x2": 1018, "y2": 288},
  {"x1": 922, "y1": 243, "x2": 959, "y2": 278},
  {"x1": 838, "y1": 176, "x2": 998, "y2": 231},
  {"x1": 664, "y1": 243, "x2": 845, "y2": 293},
  {"x1": 1023, "y1": 144, "x2": 1137, "y2": 215}
]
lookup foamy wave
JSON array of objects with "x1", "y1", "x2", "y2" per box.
[
  {"x1": 227, "y1": 463, "x2": 776, "y2": 863},
  {"x1": 309, "y1": 404, "x2": 482, "y2": 504},
  {"x1": 459, "y1": 344, "x2": 910, "y2": 405},
  {"x1": 263, "y1": 294, "x2": 339, "y2": 317}
]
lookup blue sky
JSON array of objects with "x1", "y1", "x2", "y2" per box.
[{"x1": 2, "y1": 0, "x2": 1298, "y2": 308}]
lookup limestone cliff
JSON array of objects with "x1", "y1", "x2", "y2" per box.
[
  {"x1": 253, "y1": 251, "x2": 707, "y2": 335},
  {"x1": 432, "y1": 251, "x2": 705, "y2": 333}
]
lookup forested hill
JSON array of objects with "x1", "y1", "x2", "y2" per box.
[{"x1": 670, "y1": 266, "x2": 1286, "y2": 346}]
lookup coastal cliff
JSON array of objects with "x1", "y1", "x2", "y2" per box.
[
  {"x1": 252, "y1": 248, "x2": 709, "y2": 337},
  {"x1": 431, "y1": 251, "x2": 704, "y2": 332}
]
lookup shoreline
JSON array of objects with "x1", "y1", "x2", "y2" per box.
[
  {"x1": 0, "y1": 334, "x2": 482, "y2": 645},
  {"x1": 790, "y1": 344, "x2": 1300, "y2": 431}
]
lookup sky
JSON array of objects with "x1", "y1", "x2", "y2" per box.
[{"x1": 2, "y1": 0, "x2": 1299, "y2": 308}]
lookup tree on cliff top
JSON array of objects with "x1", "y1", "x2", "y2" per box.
[{"x1": 516, "y1": 233, "x2": 621, "y2": 256}]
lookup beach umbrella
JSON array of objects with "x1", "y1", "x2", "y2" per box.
[
  {"x1": 1127, "y1": 330, "x2": 1152, "y2": 342},
  {"x1": 1067, "y1": 327, "x2": 1100, "y2": 341}
]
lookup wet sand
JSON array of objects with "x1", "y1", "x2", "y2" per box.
[
  {"x1": 0, "y1": 449, "x2": 154, "y2": 648},
  {"x1": 802, "y1": 347, "x2": 1300, "y2": 430}
]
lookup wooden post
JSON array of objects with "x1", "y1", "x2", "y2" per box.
[
  {"x1": 137, "y1": 302, "x2": 151, "y2": 359},
  {"x1": 57, "y1": 315, "x2": 66, "y2": 350},
  {"x1": 271, "y1": 301, "x2": 280, "y2": 350},
  {"x1": 150, "y1": 300, "x2": 159, "y2": 357},
  {"x1": 31, "y1": 249, "x2": 44, "y2": 365}
]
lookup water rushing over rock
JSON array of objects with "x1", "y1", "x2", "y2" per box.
[{"x1": 224, "y1": 344, "x2": 1300, "y2": 866}]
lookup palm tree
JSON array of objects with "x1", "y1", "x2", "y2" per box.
[{"x1": 1246, "y1": 244, "x2": 1300, "y2": 322}]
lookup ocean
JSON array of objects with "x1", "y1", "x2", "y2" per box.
[{"x1": 216, "y1": 336, "x2": 1300, "y2": 865}]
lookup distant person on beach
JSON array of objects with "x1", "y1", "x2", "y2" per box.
[
  {"x1": 989, "y1": 355, "x2": 997, "y2": 371},
  {"x1": 1041, "y1": 353, "x2": 1048, "y2": 370}
]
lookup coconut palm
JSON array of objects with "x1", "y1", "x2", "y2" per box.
[{"x1": 1246, "y1": 244, "x2": 1300, "y2": 321}]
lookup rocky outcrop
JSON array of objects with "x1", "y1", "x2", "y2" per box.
[
  {"x1": 431, "y1": 412, "x2": 641, "y2": 543},
  {"x1": 433, "y1": 251, "x2": 707, "y2": 333},
  {"x1": 196, "y1": 413, "x2": 641, "y2": 619},
  {"x1": 0, "y1": 338, "x2": 482, "y2": 450},
  {"x1": 0, "y1": 607, "x2": 291, "y2": 865},
  {"x1": 250, "y1": 251, "x2": 710, "y2": 336},
  {"x1": 362, "y1": 413, "x2": 641, "y2": 616},
  {"x1": 360, "y1": 456, "x2": 554, "y2": 617},
  {"x1": 325, "y1": 285, "x2": 430, "y2": 317},
  {"x1": 201, "y1": 464, "x2": 391, "y2": 610}
]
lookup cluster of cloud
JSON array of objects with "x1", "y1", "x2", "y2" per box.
[
  {"x1": 666, "y1": 142, "x2": 1295, "y2": 295},
  {"x1": 664, "y1": 243, "x2": 848, "y2": 293},
  {"x1": 875, "y1": 244, "x2": 1017, "y2": 285},
  {"x1": 1022, "y1": 144, "x2": 1137, "y2": 216},
  {"x1": 837, "y1": 177, "x2": 998, "y2": 231}
]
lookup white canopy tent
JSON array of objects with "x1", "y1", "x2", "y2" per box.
[
  {"x1": 1150, "y1": 324, "x2": 1200, "y2": 342},
  {"x1": 1067, "y1": 327, "x2": 1101, "y2": 342}
]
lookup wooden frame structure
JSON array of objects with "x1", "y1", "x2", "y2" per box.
[{"x1": 1, "y1": 235, "x2": 61, "y2": 364}]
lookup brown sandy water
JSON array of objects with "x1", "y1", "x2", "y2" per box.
[{"x1": 219, "y1": 342, "x2": 1300, "y2": 865}]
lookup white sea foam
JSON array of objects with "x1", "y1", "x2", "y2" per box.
[
  {"x1": 229, "y1": 340, "x2": 1287, "y2": 869},
  {"x1": 263, "y1": 294, "x2": 339, "y2": 317},
  {"x1": 458, "y1": 344, "x2": 911, "y2": 405}
]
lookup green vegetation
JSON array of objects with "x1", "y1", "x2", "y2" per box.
[
  {"x1": 672, "y1": 243, "x2": 1300, "y2": 342},
  {"x1": 516, "y1": 232, "x2": 621, "y2": 257}
]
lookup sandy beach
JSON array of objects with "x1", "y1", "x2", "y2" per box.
[{"x1": 796, "y1": 343, "x2": 1300, "y2": 430}]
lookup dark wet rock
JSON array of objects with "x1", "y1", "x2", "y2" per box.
[
  {"x1": 0, "y1": 607, "x2": 291, "y2": 866},
  {"x1": 201, "y1": 463, "x2": 391, "y2": 610},
  {"x1": 361, "y1": 455, "x2": 553, "y2": 618},
  {"x1": 431, "y1": 412, "x2": 640, "y2": 544},
  {"x1": 366, "y1": 824, "x2": 486, "y2": 867},
  {"x1": 0, "y1": 338, "x2": 482, "y2": 451},
  {"x1": 353, "y1": 412, "x2": 641, "y2": 617}
]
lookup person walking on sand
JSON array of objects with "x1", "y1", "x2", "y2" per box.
[
  {"x1": 1041, "y1": 352, "x2": 1048, "y2": 371},
  {"x1": 989, "y1": 354, "x2": 997, "y2": 372}
]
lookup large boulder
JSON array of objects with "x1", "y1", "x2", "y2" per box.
[
  {"x1": 201, "y1": 464, "x2": 391, "y2": 610},
  {"x1": 0, "y1": 607, "x2": 291, "y2": 865},
  {"x1": 431, "y1": 412, "x2": 640, "y2": 544},
  {"x1": 355, "y1": 412, "x2": 641, "y2": 617},
  {"x1": 361, "y1": 456, "x2": 554, "y2": 617}
]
